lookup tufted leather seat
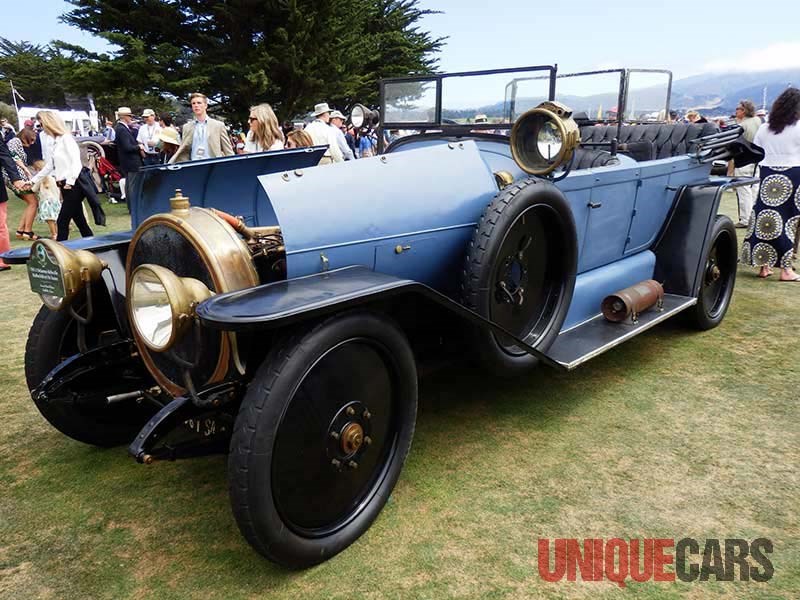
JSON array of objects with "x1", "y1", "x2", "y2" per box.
[
  {"x1": 571, "y1": 147, "x2": 620, "y2": 169},
  {"x1": 579, "y1": 122, "x2": 719, "y2": 160}
]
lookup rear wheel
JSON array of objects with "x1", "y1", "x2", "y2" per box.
[
  {"x1": 686, "y1": 215, "x2": 737, "y2": 330},
  {"x1": 228, "y1": 311, "x2": 417, "y2": 568},
  {"x1": 461, "y1": 178, "x2": 577, "y2": 376}
]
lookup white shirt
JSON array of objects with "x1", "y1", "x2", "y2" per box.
[
  {"x1": 32, "y1": 134, "x2": 83, "y2": 186},
  {"x1": 304, "y1": 118, "x2": 343, "y2": 162},
  {"x1": 40, "y1": 131, "x2": 55, "y2": 164},
  {"x1": 753, "y1": 121, "x2": 800, "y2": 167},
  {"x1": 332, "y1": 125, "x2": 354, "y2": 160},
  {"x1": 243, "y1": 132, "x2": 284, "y2": 153},
  {"x1": 136, "y1": 121, "x2": 162, "y2": 154}
]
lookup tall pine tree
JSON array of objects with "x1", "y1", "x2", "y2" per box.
[{"x1": 59, "y1": 0, "x2": 444, "y2": 124}]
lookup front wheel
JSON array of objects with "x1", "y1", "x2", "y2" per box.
[
  {"x1": 228, "y1": 311, "x2": 418, "y2": 568},
  {"x1": 685, "y1": 215, "x2": 738, "y2": 330},
  {"x1": 25, "y1": 306, "x2": 156, "y2": 447}
]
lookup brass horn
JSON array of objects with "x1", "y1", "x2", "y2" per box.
[{"x1": 510, "y1": 101, "x2": 580, "y2": 176}]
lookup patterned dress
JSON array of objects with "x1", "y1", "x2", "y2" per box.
[
  {"x1": 741, "y1": 166, "x2": 800, "y2": 269},
  {"x1": 34, "y1": 177, "x2": 61, "y2": 222},
  {"x1": 1, "y1": 137, "x2": 32, "y2": 197}
]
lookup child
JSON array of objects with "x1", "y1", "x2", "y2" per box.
[{"x1": 31, "y1": 160, "x2": 60, "y2": 240}]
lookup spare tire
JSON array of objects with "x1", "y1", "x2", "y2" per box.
[{"x1": 461, "y1": 178, "x2": 577, "y2": 376}]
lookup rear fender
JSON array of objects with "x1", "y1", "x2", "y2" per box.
[{"x1": 653, "y1": 176, "x2": 757, "y2": 296}]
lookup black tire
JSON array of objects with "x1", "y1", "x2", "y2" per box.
[
  {"x1": 686, "y1": 215, "x2": 738, "y2": 330},
  {"x1": 228, "y1": 311, "x2": 417, "y2": 568},
  {"x1": 25, "y1": 306, "x2": 154, "y2": 447},
  {"x1": 461, "y1": 178, "x2": 577, "y2": 376}
]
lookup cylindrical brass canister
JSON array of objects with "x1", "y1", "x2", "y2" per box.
[{"x1": 601, "y1": 280, "x2": 664, "y2": 323}]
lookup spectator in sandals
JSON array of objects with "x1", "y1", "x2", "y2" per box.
[
  {"x1": 741, "y1": 88, "x2": 800, "y2": 281},
  {"x1": 244, "y1": 103, "x2": 284, "y2": 152},
  {"x1": 3, "y1": 128, "x2": 39, "y2": 240},
  {"x1": 0, "y1": 135, "x2": 28, "y2": 272}
]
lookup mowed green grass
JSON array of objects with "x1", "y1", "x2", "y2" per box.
[{"x1": 1, "y1": 192, "x2": 798, "y2": 599}]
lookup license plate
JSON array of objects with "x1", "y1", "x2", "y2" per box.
[{"x1": 27, "y1": 243, "x2": 66, "y2": 297}]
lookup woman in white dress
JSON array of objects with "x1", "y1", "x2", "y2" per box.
[{"x1": 244, "y1": 103, "x2": 285, "y2": 153}]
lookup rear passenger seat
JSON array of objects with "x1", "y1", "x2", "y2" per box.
[{"x1": 578, "y1": 122, "x2": 719, "y2": 162}]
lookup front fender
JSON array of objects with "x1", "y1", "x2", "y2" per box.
[{"x1": 195, "y1": 266, "x2": 563, "y2": 370}]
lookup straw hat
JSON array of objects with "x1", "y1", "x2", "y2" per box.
[
  {"x1": 330, "y1": 110, "x2": 346, "y2": 120},
  {"x1": 142, "y1": 108, "x2": 156, "y2": 118},
  {"x1": 117, "y1": 107, "x2": 132, "y2": 116},
  {"x1": 159, "y1": 128, "x2": 180, "y2": 146},
  {"x1": 313, "y1": 102, "x2": 332, "y2": 116}
]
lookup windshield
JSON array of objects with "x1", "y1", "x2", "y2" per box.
[{"x1": 381, "y1": 65, "x2": 556, "y2": 129}]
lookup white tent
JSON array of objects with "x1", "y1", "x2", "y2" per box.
[{"x1": 17, "y1": 106, "x2": 98, "y2": 136}]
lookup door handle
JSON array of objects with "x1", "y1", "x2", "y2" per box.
[{"x1": 588, "y1": 202, "x2": 602, "y2": 209}]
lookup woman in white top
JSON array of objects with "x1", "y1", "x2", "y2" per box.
[
  {"x1": 741, "y1": 87, "x2": 800, "y2": 281},
  {"x1": 244, "y1": 103, "x2": 285, "y2": 153},
  {"x1": 31, "y1": 111, "x2": 93, "y2": 241}
]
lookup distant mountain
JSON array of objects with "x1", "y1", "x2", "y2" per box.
[{"x1": 670, "y1": 69, "x2": 800, "y2": 114}]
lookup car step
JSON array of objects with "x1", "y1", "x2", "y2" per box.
[{"x1": 545, "y1": 294, "x2": 697, "y2": 370}]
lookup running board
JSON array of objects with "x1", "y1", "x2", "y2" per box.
[{"x1": 545, "y1": 294, "x2": 697, "y2": 370}]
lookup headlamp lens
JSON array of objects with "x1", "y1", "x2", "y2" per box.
[{"x1": 131, "y1": 268, "x2": 174, "y2": 351}]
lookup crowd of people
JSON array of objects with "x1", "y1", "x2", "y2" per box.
[
  {"x1": 2, "y1": 89, "x2": 799, "y2": 281},
  {"x1": 0, "y1": 93, "x2": 384, "y2": 272}
]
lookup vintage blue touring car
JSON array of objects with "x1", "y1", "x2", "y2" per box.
[{"x1": 5, "y1": 66, "x2": 758, "y2": 568}]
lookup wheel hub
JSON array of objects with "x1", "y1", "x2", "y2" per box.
[
  {"x1": 706, "y1": 260, "x2": 721, "y2": 284},
  {"x1": 340, "y1": 422, "x2": 364, "y2": 454},
  {"x1": 327, "y1": 401, "x2": 373, "y2": 469}
]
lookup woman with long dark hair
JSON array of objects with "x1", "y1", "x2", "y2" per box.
[{"x1": 741, "y1": 87, "x2": 800, "y2": 281}]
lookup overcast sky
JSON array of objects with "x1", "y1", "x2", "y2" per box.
[{"x1": 3, "y1": 0, "x2": 800, "y2": 80}]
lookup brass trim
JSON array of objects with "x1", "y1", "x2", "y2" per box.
[
  {"x1": 30, "y1": 239, "x2": 105, "y2": 310},
  {"x1": 340, "y1": 422, "x2": 364, "y2": 455},
  {"x1": 510, "y1": 102, "x2": 580, "y2": 176},
  {"x1": 129, "y1": 264, "x2": 212, "y2": 352},
  {"x1": 126, "y1": 207, "x2": 259, "y2": 395}
]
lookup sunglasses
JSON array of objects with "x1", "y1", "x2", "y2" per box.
[{"x1": 248, "y1": 116, "x2": 258, "y2": 122}]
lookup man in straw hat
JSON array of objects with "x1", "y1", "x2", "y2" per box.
[
  {"x1": 113, "y1": 107, "x2": 143, "y2": 203},
  {"x1": 304, "y1": 102, "x2": 344, "y2": 164},
  {"x1": 329, "y1": 110, "x2": 354, "y2": 161}
]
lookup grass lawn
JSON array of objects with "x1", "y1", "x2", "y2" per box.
[{"x1": 0, "y1": 192, "x2": 798, "y2": 599}]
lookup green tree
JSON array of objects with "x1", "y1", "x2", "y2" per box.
[
  {"x1": 0, "y1": 38, "x2": 72, "y2": 107},
  {"x1": 60, "y1": 0, "x2": 444, "y2": 125}
]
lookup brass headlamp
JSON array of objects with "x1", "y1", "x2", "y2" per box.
[
  {"x1": 510, "y1": 101, "x2": 580, "y2": 176},
  {"x1": 27, "y1": 239, "x2": 105, "y2": 310},
  {"x1": 129, "y1": 264, "x2": 213, "y2": 352}
]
